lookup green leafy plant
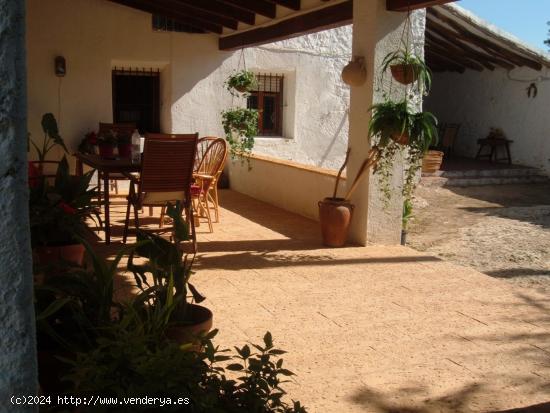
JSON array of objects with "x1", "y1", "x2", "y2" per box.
[
  {"x1": 63, "y1": 326, "x2": 306, "y2": 413},
  {"x1": 128, "y1": 202, "x2": 205, "y2": 326},
  {"x1": 29, "y1": 156, "x2": 99, "y2": 247},
  {"x1": 221, "y1": 108, "x2": 259, "y2": 159},
  {"x1": 381, "y1": 48, "x2": 431, "y2": 95},
  {"x1": 225, "y1": 70, "x2": 258, "y2": 96},
  {"x1": 31, "y1": 113, "x2": 68, "y2": 162},
  {"x1": 402, "y1": 199, "x2": 413, "y2": 230},
  {"x1": 368, "y1": 100, "x2": 438, "y2": 206}
]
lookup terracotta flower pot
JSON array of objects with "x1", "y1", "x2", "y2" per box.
[
  {"x1": 422, "y1": 150, "x2": 444, "y2": 173},
  {"x1": 390, "y1": 64, "x2": 419, "y2": 85},
  {"x1": 391, "y1": 132, "x2": 409, "y2": 145},
  {"x1": 318, "y1": 197, "x2": 354, "y2": 247},
  {"x1": 165, "y1": 304, "x2": 213, "y2": 346},
  {"x1": 98, "y1": 144, "x2": 115, "y2": 159},
  {"x1": 34, "y1": 243, "x2": 85, "y2": 266},
  {"x1": 234, "y1": 84, "x2": 249, "y2": 93},
  {"x1": 117, "y1": 143, "x2": 132, "y2": 158}
]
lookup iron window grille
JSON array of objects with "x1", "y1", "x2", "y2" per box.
[{"x1": 247, "y1": 73, "x2": 284, "y2": 136}]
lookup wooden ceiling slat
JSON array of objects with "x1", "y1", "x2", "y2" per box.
[
  {"x1": 157, "y1": 0, "x2": 239, "y2": 30},
  {"x1": 218, "y1": 0, "x2": 277, "y2": 19},
  {"x1": 428, "y1": 8, "x2": 543, "y2": 71},
  {"x1": 426, "y1": 40, "x2": 484, "y2": 71},
  {"x1": 176, "y1": 0, "x2": 256, "y2": 26},
  {"x1": 387, "y1": 0, "x2": 456, "y2": 12},
  {"x1": 426, "y1": 18, "x2": 515, "y2": 69},
  {"x1": 265, "y1": 0, "x2": 301, "y2": 11},
  {"x1": 425, "y1": 50, "x2": 465, "y2": 73},
  {"x1": 109, "y1": 0, "x2": 223, "y2": 33},
  {"x1": 219, "y1": 0, "x2": 352, "y2": 50},
  {"x1": 425, "y1": 32, "x2": 495, "y2": 70}
]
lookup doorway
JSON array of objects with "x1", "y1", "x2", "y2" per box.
[{"x1": 112, "y1": 67, "x2": 160, "y2": 133}]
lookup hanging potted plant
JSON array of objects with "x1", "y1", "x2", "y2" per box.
[
  {"x1": 225, "y1": 69, "x2": 258, "y2": 95},
  {"x1": 30, "y1": 157, "x2": 99, "y2": 268},
  {"x1": 381, "y1": 48, "x2": 432, "y2": 93},
  {"x1": 97, "y1": 130, "x2": 117, "y2": 159},
  {"x1": 221, "y1": 107, "x2": 259, "y2": 159},
  {"x1": 369, "y1": 98, "x2": 438, "y2": 205},
  {"x1": 128, "y1": 203, "x2": 212, "y2": 345}
]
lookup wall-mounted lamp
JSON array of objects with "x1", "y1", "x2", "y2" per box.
[
  {"x1": 341, "y1": 56, "x2": 366, "y2": 87},
  {"x1": 54, "y1": 56, "x2": 66, "y2": 77}
]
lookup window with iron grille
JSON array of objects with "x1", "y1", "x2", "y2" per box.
[{"x1": 247, "y1": 74, "x2": 284, "y2": 136}]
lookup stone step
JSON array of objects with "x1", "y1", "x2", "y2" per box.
[
  {"x1": 420, "y1": 174, "x2": 549, "y2": 188},
  {"x1": 424, "y1": 167, "x2": 542, "y2": 178}
]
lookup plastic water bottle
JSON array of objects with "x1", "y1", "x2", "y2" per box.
[{"x1": 131, "y1": 130, "x2": 141, "y2": 164}]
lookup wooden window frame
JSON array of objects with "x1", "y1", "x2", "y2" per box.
[{"x1": 247, "y1": 74, "x2": 284, "y2": 137}]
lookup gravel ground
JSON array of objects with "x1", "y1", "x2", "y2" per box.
[{"x1": 408, "y1": 183, "x2": 550, "y2": 294}]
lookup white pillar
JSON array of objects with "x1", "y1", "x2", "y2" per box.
[
  {"x1": 347, "y1": 0, "x2": 425, "y2": 245},
  {"x1": 0, "y1": 0, "x2": 38, "y2": 410}
]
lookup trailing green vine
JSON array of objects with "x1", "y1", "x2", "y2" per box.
[{"x1": 221, "y1": 107, "x2": 259, "y2": 159}]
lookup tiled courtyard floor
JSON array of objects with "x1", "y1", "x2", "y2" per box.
[{"x1": 99, "y1": 189, "x2": 550, "y2": 413}]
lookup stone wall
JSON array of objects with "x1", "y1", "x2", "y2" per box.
[
  {"x1": 425, "y1": 66, "x2": 550, "y2": 174},
  {"x1": 0, "y1": 0, "x2": 38, "y2": 410}
]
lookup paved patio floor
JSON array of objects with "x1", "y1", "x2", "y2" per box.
[{"x1": 102, "y1": 189, "x2": 550, "y2": 413}]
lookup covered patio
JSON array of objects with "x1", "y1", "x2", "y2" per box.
[{"x1": 97, "y1": 189, "x2": 550, "y2": 412}]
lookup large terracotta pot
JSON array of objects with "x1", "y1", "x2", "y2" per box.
[
  {"x1": 34, "y1": 243, "x2": 85, "y2": 266},
  {"x1": 318, "y1": 197, "x2": 354, "y2": 247},
  {"x1": 422, "y1": 150, "x2": 444, "y2": 173},
  {"x1": 390, "y1": 64, "x2": 418, "y2": 85},
  {"x1": 165, "y1": 304, "x2": 213, "y2": 346}
]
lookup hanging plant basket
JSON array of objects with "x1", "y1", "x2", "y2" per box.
[
  {"x1": 225, "y1": 70, "x2": 258, "y2": 95},
  {"x1": 390, "y1": 64, "x2": 419, "y2": 85}
]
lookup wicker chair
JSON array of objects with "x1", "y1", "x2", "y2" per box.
[
  {"x1": 192, "y1": 137, "x2": 228, "y2": 232},
  {"x1": 122, "y1": 133, "x2": 198, "y2": 251}
]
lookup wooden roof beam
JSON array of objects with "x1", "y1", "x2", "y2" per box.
[
  {"x1": 425, "y1": 31, "x2": 496, "y2": 70},
  {"x1": 219, "y1": 0, "x2": 352, "y2": 50},
  {"x1": 265, "y1": 0, "x2": 301, "y2": 11},
  {"x1": 425, "y1": 50, "x2": 466, "y2": 73},
  {"x1": 426, "y1": 40, "x2": 484, "y2": 71},
  {"x1": 109, "y1": 0, "x2": 223, "y2": 33},
  {"x1": 428, "y1": 8, "x2": 543, "y2": 71},
  {"x1": 176, "y1": 0, "x2": 256, "y2": 25},
  {"x1": 426, "y1": 18, "x2": 515, "y2": 69},
  {"x1": 156, "y1": 0, "x2": 239, "y2": 30},
  {"x1": 387, "y1": 0, "x2": 456, "y2": 12},
  {"x1": 218, "y1": 0, "x2": 277, "y2": 19}
]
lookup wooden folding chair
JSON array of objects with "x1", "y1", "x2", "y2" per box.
[
  {"x1": 122, "y1": 133, "x2": 198, "y2": 251},
  {"x1": 439, "y1": 123, "x2": 460, "y2": 158},
  {"x1": 192, "y1": 137, "x2": 228, "y2": 232}
]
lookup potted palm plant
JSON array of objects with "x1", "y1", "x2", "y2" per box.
[
  {"x1": 225, "y1": 70, "x2": 258, "y2": 95},
  {"x1": 128, "y1": 203, "x2": 212, "y2": 344},
  {"x1": 30, "y1": 157, "x2": 99, "y2": 267}
]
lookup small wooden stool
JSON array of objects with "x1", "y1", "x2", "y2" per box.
[{"x1": 475, "y1": 138, "x2": 513, "y2": 164}]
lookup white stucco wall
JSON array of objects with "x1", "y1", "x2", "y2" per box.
[
  {"x1": 26, "y1": 0, "x2": 352, "y2": 171},
  {"x1": 425, "y1": 67, "x2": 550, "y2": 174}
]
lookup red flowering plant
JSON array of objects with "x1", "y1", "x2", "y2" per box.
[
  {"x1": 29, "y1": 156, "x2": 100, "y2": 247},
  {"x1": 78, "y1": 131, "x2": 98, "y2": 154}
]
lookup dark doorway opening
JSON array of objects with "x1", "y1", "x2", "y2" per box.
[{"x1": 112, "y1": 67, "x2": 160, "y2": 134}]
